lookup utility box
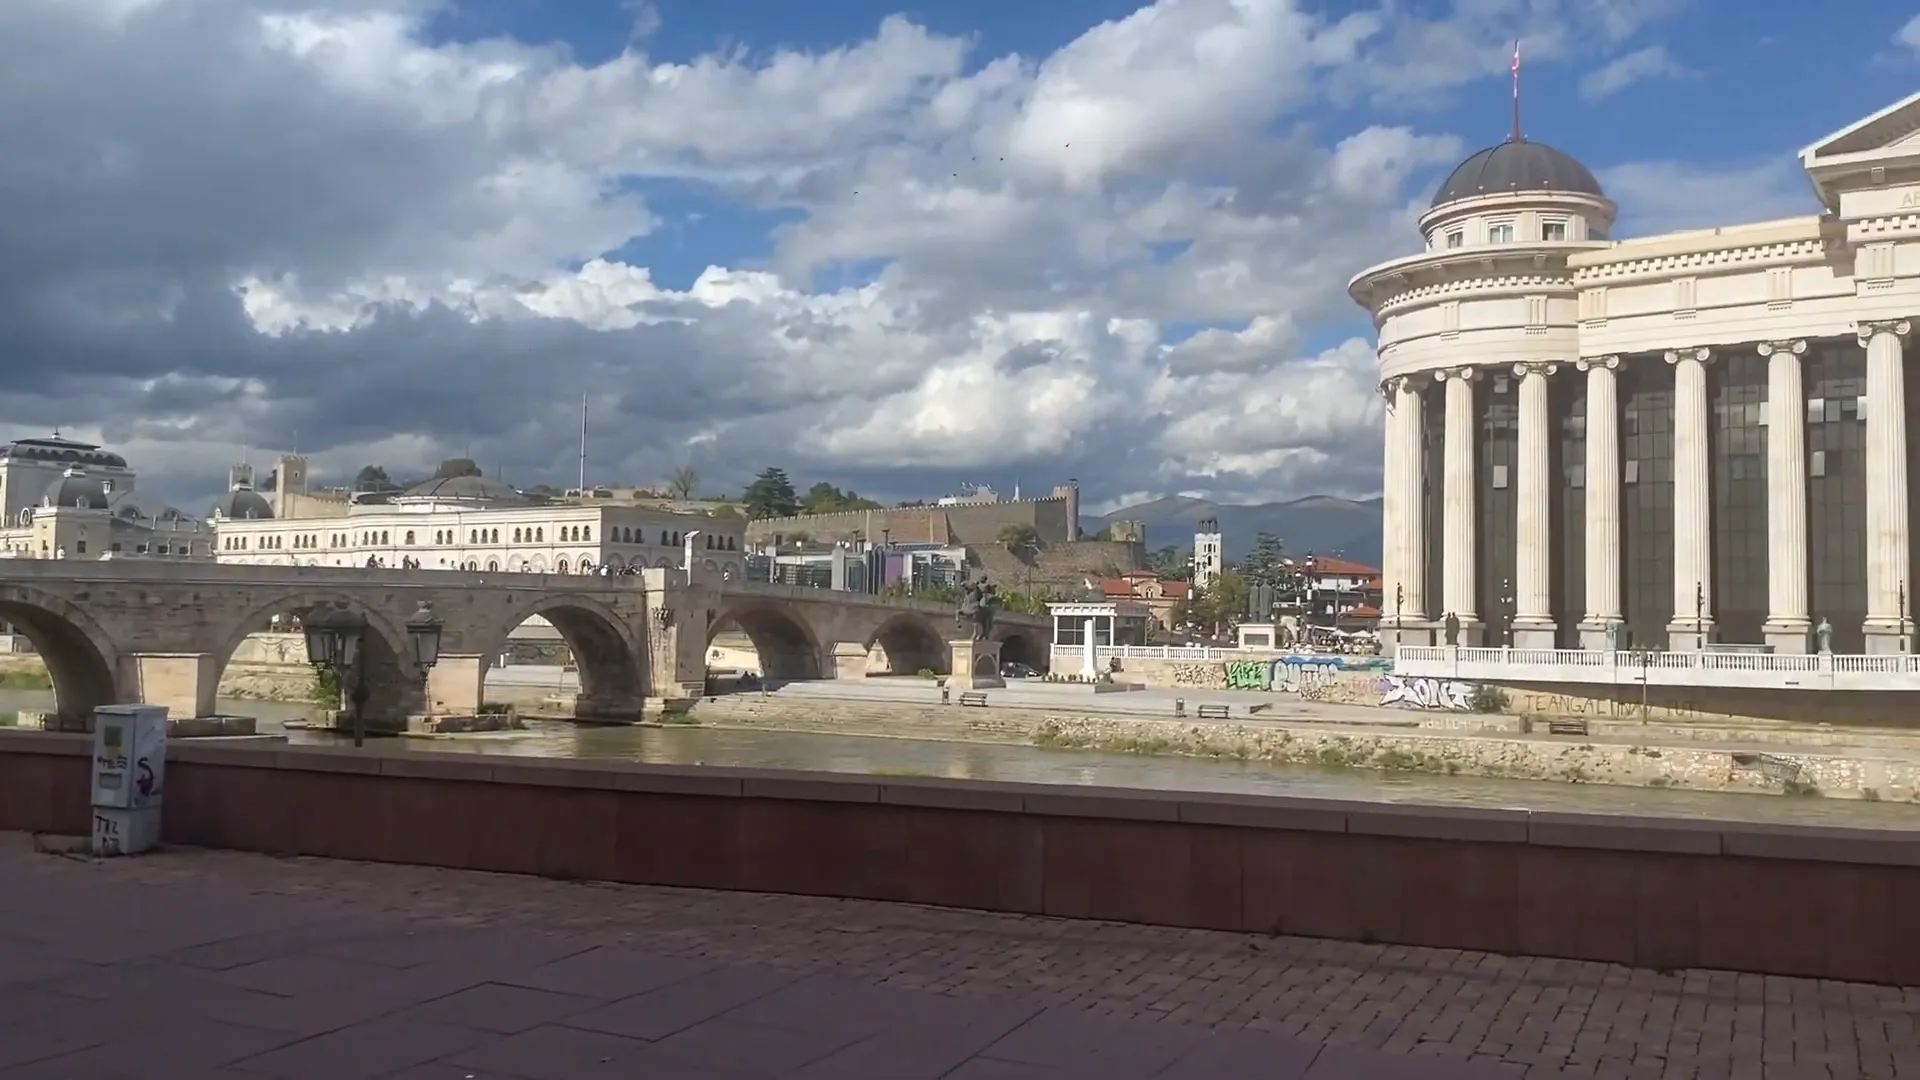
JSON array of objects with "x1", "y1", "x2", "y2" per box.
[{"x1": 90, "y1": 704, "x2": 168, "y2": 857}]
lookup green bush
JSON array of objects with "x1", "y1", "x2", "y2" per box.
[
  {"x1": 1469, "y1": 684, "x2": 1510, "y2": 713},
  {"x1": 309, "y1": 666, "x2": 341, "y2": 708}
]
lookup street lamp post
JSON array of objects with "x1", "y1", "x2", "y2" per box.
[
  {"x1": 1500, "y1": 577, "x2": 1514, "y2": 649},
  {"x1": 1902, "y1": 580, "x2": 1910, "y2": 654},
  {"x1": 303, "y1": 608, "x2": 368, "y2": 747},
  {"x1": 406, "y1": 600, "x2": 443, "y2": 681},
  {"x1": 1694, "y1": 581, "x2": 1705, "y2": 652}
]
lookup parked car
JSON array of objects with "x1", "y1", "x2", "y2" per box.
[{"x1": 1000, "y1": 662, "x2": 1039, "y2": 679}]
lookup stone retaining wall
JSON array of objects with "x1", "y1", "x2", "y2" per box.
[
  {"x1": 2, "y1": 729, "x2": 1916, "y2": 986},
  {"x1": 687, "y1": 696, "x2": 1920, "y2": 800}
]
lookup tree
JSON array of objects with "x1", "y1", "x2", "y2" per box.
[
  {"x1": 667, "y1": 466, "x2": 700, "y2": 499},
  {"x1": 708, "y1": 504, "x2": 743, "y2": 521},
  {"x1": 433, "y1": 458, "x2": 483, "y2": 480},
  {"x1": 1147, "y1": 544, "x2": 1190, "y2": 580},
  {"x1": 353, "y1": 465, "x2": 394, "y2": 492},
  {"x1": 997, "y1": 522, "x2": 1042, "y2": 558},
  {"x1": 1174, "y1": 568, "x2": 1249, "y2": 639},
  {"x1": 801, "y1": 481, "x2": 882, "y2": 514},
  {"x1": 742, "y1": 467, "x2": 799, "y2": 519}
]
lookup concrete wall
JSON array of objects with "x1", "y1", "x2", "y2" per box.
[{"x1": 2, "y1": 730, "x2": 1917, "y2": 985}]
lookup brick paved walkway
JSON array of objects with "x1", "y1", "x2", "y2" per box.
[{"x1": 1, "y1": 833, "x2": 1913, "y2": 1078}]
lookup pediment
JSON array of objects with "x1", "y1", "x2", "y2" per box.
[{"x1": 1801, "y1": 90, "x2": 1920, "y2": 164}]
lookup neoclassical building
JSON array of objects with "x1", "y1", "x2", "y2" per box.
[
  {"x1": 1351, "y1": 91, "x2": 1920, "y2": 656},
  {"x1": 213, "y1": 471, "x2": 747, "y2": 577}
]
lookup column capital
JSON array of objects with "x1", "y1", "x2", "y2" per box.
[
  {"x1": 1663, "y1": 346, "x2": 1712, "y2": 366},
  {"x1": 1856, "y1": 319, "x2": 1913, "y2": 347},
  {"x1": 1512, "y1": 361, "x2": 1559, "y2": 379},
  {"x1": 1575, "y1": 355, "x2": 1620, "y2": 372},
  {"x1": 1434, "y1": 366, "x2": 1476, "y2": 382},
  {"x1": 1756, "y1": 339, "x2": 1808, "y2": 357}
]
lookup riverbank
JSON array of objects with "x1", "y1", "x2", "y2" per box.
[{"x1": 685, "y1": 692, "x2": 1920, "y2": 801}]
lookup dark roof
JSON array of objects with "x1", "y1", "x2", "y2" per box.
[
  {"x1": 211, "y1": 488, "x2": 275, "y2": 520},
  {"x1": 400, "y1": 475, "x2": 527, "y2": 505},
  {"x1": 42, "y1": 471, "x2": 110, "y2": 510},
  {"x1": 1430, "y1": 139, "x2": 1604, "y2": 209},
  {"x1": 1, "y1": 436, "x2": 127, "y2": 469}
]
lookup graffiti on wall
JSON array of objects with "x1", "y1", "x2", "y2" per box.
[
  {"x1": 1378, "y1": 675, "x2": 1478, "y2": 711},
  {"x1": 1170, "y1": 663, "x2": 1226, "y2": 689},
  {"x1": 1219, "y1": 656, "x2": 1390, "y2": 698}
]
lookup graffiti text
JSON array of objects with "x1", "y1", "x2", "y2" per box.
[{"x1": 1380, "y1": 675, "x2": 1478, "y2": 711}]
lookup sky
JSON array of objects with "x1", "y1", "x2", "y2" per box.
[{"x1": 4, "y1": 0, "x2": 1919, "y2": 519}]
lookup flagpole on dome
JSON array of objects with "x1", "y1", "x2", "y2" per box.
[{"x1": 1510, "y1": 39, "x2": 1522, "y2": 143}]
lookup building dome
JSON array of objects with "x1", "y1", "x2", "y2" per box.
[
  {"x1": 212, "y1": 487, "x2": 274, "y2": 520},
  {"x1": 1430, "y1": 139, "x2": 1604, "y2": 208},
  {"x1": 1, "y1": 435, "x2": 128, "y2": 469},
  {"x1": 41, "y1": 467, "x2": 109, "y2": 510},
  {"x1": 399, "y1": 475, "x2": 527, "y2": 506}
]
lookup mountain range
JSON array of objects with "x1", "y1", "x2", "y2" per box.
[{"x1": 1085, "y1": 495, "x2": 1383, "y2": 566}]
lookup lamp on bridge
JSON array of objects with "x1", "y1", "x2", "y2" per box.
[
  {"x1": 406, "y1": 602, "x2": 443, "y2": 672},
  {"x1": 683, "y1": 531, "x2": 702, "y2": 584},
  {"x1": 303, "y1": 608, "x2": 371, "y2": 747}
]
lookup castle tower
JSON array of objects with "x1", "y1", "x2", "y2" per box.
[
  {"x1": 271, "y1": 454, "x2": 308, "y2": 517},
  {"x1": 228, "y1": 462, "x2": 254, "y2": 490},
  {"x1": 1050, "y1": 479, "x2": 1082, "y2": 542},
  {"x1": 1194, "y1": 517, "x2": 1223, "y2": 591}
]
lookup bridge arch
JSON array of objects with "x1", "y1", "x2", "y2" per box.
[
  {"x1": 864, "y1": 613, "x2": 950, "y2": 676},
  {"x1": 0, "y1": 585, "x2": 122, "y2": 728},
  {"x1": 474, "y1": 594, "x2": 644, "y2": 714},
  {"x1": 707, "y1": 602, "x2": 822, "y2": 681},
  {"x1": 993, "y1": 628, "x2": 1045, "y2": 671},
  {"x1": 211, "y1": 590, "x2": 417, "y2": 724}
]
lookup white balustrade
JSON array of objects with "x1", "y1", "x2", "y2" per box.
[{"x1": 1390, "y1": 645, "x2": 1920, "y2": 691}]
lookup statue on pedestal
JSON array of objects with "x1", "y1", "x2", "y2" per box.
[
  {"x1": 1816, "y1": 618, "x2": 1833, "y2": 655},
  {"x1": 1604, "y1": 620, "x2": 1621, "y2": 652},
  {"x1": 955, "y1": 578, "x2": 1000, "y2": 641},
  {"x1": 1443, "y1": 611, "x2": 1461, "y2": 646}
]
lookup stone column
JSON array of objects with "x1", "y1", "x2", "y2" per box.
[
  {"x1": 1758, "y1": 339, "x2": 1810, "y2": 653},
  {"x1": 1578, "y1": 356, "x2": 1622, "y2": 650},
  {"x1": 425, "y1": 653, "x2": 485, "y2": 717},
  {"x1": 1440, "y1": 367, "x2": 1482, "y2": 642},
  {"x1": 1511, "y1": 362, "x2": 1558, "y2": 648},
  {"x1": 1666, "y1": 347, "x2": 1714, "y2": 650},
  {"x1": 118, "y1": 652, "x2": 219, "y2": 719},
  {"x1": 1378, "y1": 378, "x2": 1403, "y2": 641},
  {"x1": 1861, "y1": 320, "x2": 1913, "y2": 653},
  {"x1": 1382, "y1": 377, "x2": 1428, "y2": 647}
]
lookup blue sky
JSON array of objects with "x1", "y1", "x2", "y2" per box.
[{"x1": 9, "y1": 0, "x2": 1920, "y2": 512}]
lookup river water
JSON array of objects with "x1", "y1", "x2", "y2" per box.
[{"x1": 7, "y1": 690, "x2": 1920, "y2": 829}]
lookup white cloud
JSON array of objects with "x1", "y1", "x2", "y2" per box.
[
  {"x1": 0, "y1": 0, "x2": 1714, "y2": 519},
  {"x1": 1579, "y1": 44, "x2": 1690, "y2": 100},
  {"x1": 1600, "y1": 158, "x2": 1819, "y2": 237},
  {"x1": 1896, "y1": 14, "x2": 1920, "y2": 54}
]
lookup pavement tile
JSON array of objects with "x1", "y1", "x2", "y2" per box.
[
  {"x1": 640, "y1": 1015, "x2": 861, "y2": 1076},
  {"x1": 214, "y1": 953, "x2": 390, "y2": 996},
  {"x1": 1154, "y1": 1028, "x2": 1324, "y2": 1078},
  {"x1": 980, "y1": 1006, "x2": 1205, "y2": 1078},
  {"x1": 442, "y1": 1023, "x2": 653, "y2": 1079},
  {"x1": 497, "y1": 944, "x2": 716, "y2": 1000},
  {"x1": 558, "y1": 963, "x2": 802, "y2": 1041},
  {"x1": 397, "y1": 981, "x2": 604, "y2": 1033},
  {"x1": 0, "y1": 1021, "x2": 107, "y2": 1070},
  {"x1": 4, "y1": 1016, "x2": 303, "y2": 1078},
  {"x1": 224, "y1": 1016, "x2": 492, "y2": 1079}
]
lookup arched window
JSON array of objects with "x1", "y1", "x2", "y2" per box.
[
  {"x1": 582, "y1": 526, "x2": 591, "y2": 542},
  {"x1": 490, "y1": 529, "x2": 499, "y2": 543},
  {"x1": 536, "y1": 528, "x2": 544, "y2": 542},
  {"x1": 381, "y1": 531, "x2": 389, "y2": 545},
  {"x1": 404, "y1": 531, "x2": 415, "y2": 545},
  {"x1": 487, "y1": 559, "x2": 498, "y2": 571},
  {"x1": 705, "y1": 534, "x2": 713, "y2": 549},
  {"x1": 557, "y1": 559, "x2": 570, "y2": 574},
  {"x1": 513, "y1": 528, "x2": 522, "y2": 543},
  {"x1": 660, "y1": 530, "x2": 669, "y2": 545}
]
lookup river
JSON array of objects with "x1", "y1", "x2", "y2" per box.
[{"x1": 6, "y1": 690, "x2": 1920, "y2": 828}]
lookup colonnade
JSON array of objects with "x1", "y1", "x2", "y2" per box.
[{"x1": 1379, "y1": 321, "x2": 1915, "y2": 654}]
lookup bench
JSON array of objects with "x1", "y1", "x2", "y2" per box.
[
  {"x1": 1196, "y1": 703, "x2": 1231, "y2": 720},
  {"x1": 958, "y1": 692, "x2": 989, "y2": 708},
  {"x1": 1546, "y1": 719, "x2": 1590, "y2": 736}
]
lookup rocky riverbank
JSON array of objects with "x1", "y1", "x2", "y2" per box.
[{"x1": 685, "y1": 694, "x2": 1920, "y2": 801}]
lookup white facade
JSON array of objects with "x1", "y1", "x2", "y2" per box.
[
  {"x1": 1351, "y1": 91, "x2": 1920, "y2": 660},
  {"x1": 0, "y1": 437, "x2": 210, "y2": 561},
  {"x1": 214, "y1": 492, "x2": 745, "y2": 576}
]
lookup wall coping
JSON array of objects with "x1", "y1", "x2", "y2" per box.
[{"x1": 8, "y1": 730, "x2": 1914, "y2": 867}]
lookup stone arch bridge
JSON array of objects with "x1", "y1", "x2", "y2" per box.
[{"x1": 0, "y1": 561, "x2": 1047, "y2": 727}]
